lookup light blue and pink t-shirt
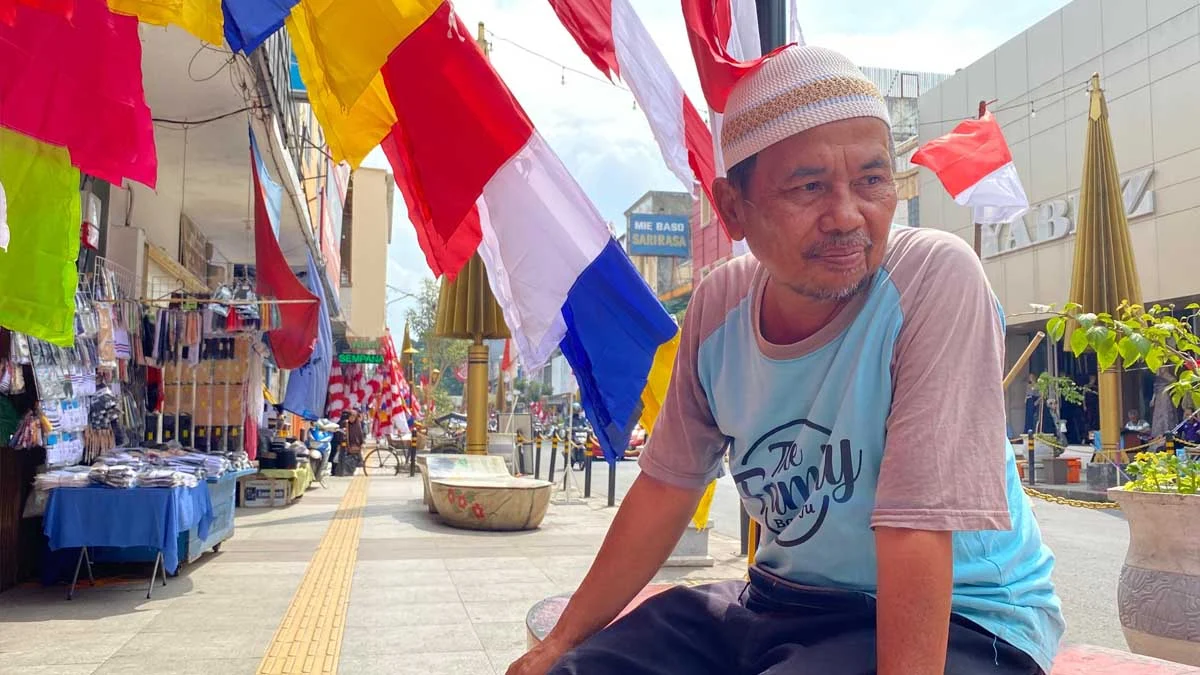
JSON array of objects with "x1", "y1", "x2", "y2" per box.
[{"x1": 640, "y1": 226, "x2": 1065, "y2": 671}]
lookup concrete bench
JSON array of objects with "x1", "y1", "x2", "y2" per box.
[
  {"x1": 525, "y1": 586, "x2": 1200, "y2": 673},
  {"x1": 416, "y1": 454, "x2": 511, "y2": 513},
  {"x1": 429, "y1": 476, "x2": 553, "y2": 531}
]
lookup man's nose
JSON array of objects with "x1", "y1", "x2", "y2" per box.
[{"x1": 817, "y1": 184, "x2": 866, "y2": 233}]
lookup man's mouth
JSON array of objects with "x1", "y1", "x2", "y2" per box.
[{"x1": 811, "y1": 247, "x2": 866, "y2": 269}]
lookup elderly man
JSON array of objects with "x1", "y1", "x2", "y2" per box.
[{"x1": 507, "y1": 44, "x2": 1064, "y2": 675}]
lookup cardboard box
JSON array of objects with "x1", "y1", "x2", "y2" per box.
[{"x1": 241, "y1": 479, "x2": 292, "y2": 508}]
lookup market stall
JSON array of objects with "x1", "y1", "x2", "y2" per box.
[{"x1": 0, "y1": 261, "x2": 293, "y2": 592}]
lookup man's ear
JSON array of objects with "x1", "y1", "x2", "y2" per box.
[{"x1": 712, "y1": 177, "x2": 746, "y2": 242}]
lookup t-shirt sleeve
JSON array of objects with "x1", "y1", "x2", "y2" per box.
[
  {"x1": 872, "y1": 233, "x2": 1012, "y2": 532},
  {"x1": 637, "y1": 288, "x2": 729, "y2": 490}
]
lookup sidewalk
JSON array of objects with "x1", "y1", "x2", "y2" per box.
[{"x1": 0, "y1": 473, "x2": 749, "y2": 674}]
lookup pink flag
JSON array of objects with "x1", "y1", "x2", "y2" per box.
[
  {"x1": 911, "y1": 112, "x2": 1029, "y2": 225},
  {"x1": 0, "y1": 0, "x2": 156, "y2": 187}
]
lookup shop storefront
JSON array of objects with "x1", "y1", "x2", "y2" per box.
[{"x1": 917, "y1": 0, "x2": 1200, "y2": 433}]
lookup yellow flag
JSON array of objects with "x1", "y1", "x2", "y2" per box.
[
  {"x1": 638, "y1": 330, "x2": 679, "y2": 434},
  {"x1": 107, "y1": 0, "x2": 224, "y2": 45},
  {"x1": 287, "y1": 7, "x2": 397, "y2": 168},
  {"x1": 692, "y1": 480, "x2": 716, "y2": 530},
  {"x1": 292, "y1": 0, "x2": 442, "y2": 110},
  {"x1": 0, "y1": 130, "x2": 81, "y2": 346}
]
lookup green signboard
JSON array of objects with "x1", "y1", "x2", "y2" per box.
[{"x1": 338, "y1": 352, "x2": 383, "y2": 365}]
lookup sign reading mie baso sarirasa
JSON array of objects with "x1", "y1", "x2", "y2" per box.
[
  {"x1": 980, "y1": 167, "x2": 1155, "y2": 259},
  {"x1": 628, "y1": 213, "x2": 690, "y2": 257}
]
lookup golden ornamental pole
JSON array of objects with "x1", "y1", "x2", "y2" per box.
[{"x1": 467, "y1": 338, "x2": 490, "y2": 455}]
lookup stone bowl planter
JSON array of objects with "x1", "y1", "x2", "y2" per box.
[
  {"x1": 1108, "y1": 488, "x2": 1200, "y2": 666},
  {"x1": 430, "y1": 476, "x2": 552, "y2": 531}
]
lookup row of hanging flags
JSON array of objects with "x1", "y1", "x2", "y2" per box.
[{"x1": 0, "y1": 0, "x2": 1032, "y2": 459}]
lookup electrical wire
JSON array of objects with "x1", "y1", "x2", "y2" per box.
[
  {"x1": 486, "y1": 29, "x2": 630, "y2": 92},
  {"x1": 898, "y1": 80, "x2": 1091, "y2": 129},
  {"x1": 152, "y1": 106, "x2": 266, "y2": 127}
]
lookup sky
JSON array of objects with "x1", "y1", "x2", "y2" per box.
[{"x1": 375, "y1": 0, "x2": 1070, "y2": 333}]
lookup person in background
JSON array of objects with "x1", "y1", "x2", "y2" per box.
[
  {"x1": 1124, "y1": 409, "x2": 1151, "y2": 442},
  {"x1": 1178, "y1": 406, "x2": 1200, "y2": 445},
  {"x1": 1024, "y1": 373, "x2": 1039, "y2": 435}
]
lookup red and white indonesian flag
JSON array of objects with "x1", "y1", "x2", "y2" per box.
[
  {"x1": 679, "y1": 0, "x2": 777, "y2": 257},
  {"x1": 547, "y1": 0, "x2": 720, "y2": 213},
  {"x1": 911, "y1": 112, "x2": 1030, "y2": 225},
  {"x1": 501, "y1": 339, "x2": 517, "y2": 383}
]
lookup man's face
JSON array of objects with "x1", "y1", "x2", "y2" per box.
[{"x1": 714, "y1": 118, "x2": 897, "y2": 301}]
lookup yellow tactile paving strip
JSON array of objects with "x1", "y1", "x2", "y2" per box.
[{"x1": 257, "y1": 474, "x2": 369, "y2": 674}]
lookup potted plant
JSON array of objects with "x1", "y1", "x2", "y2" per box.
[
  {"x1": 1109, "y1": 451, "x2": 1200, "y2": 666},
  {"x1": 1043, "y1": 302, "x2": 1200, "y2": 665}
]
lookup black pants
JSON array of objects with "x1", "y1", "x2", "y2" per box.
[{"x1": 550, "y1": 568, "x2": 1043, "y2": 674}]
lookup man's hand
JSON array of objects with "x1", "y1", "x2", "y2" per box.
[
  {"x1": 875, "y1": 527, "x2": 954, "y2": 675},
  {"x1": 505, "y1": 635, "x2": 571, "y2": 675},
  {"x1": 503, "y1": 473, "x2": 704, "y2": 675}
]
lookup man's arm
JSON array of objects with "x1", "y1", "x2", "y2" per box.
[
  {"x1": 872, "y1": 232, "x2": 1014, "y2": 668},
  {"x1": 545, "y1": 473, "x2": 704, "y2": 649},
  {"x1": 875, "y1": 527, "x2": 954, "y2": 675}
]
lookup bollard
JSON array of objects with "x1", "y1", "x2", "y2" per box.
[
  {"x1": 1167, "y1": 432, "x2": 1184, "y2": 462},
  {"x1": 407, "y1": 436, "x2": 418, "y2": 477},
  {"x1": 562, "y1": 444, "x2": 570, "y2": 490},
  {"x1": 583, "y1": 437, "x2": 593, "y2": 498},
  {"x1": 547, "y1": 435, "x2": 559, "y2": 484},
  {"x1": 1026, "y1": 434, "x2": 1036, "y2": 486},
  {"x1": 607, "y1": 459, "x2": 617, "y2": 507},
  {"x1": 515, "y1": 432, "x2": 527, "y2": 475},
  {"x1": 534, "y1": 435, "x2": 543, "y2": 479}
]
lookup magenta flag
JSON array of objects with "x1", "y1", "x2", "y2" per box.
[{"x1": 0, "y1": 0, "x2": 156, "y2": 187}]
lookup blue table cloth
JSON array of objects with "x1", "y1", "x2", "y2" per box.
[{"x1": 43, "y1": 484, "x2": 214, "y2": 574}]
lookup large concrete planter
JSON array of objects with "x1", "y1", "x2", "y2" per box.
[
  {"x1": 430, "y1": 477, "x2": 552, "y2": 531},
  {"x1": 1108, "y1": 488, "x2": 1200, "y2": 666}
]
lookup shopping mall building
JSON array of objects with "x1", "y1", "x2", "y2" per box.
[{"x1": 917, "y1": 0, "x2": 1200, "y2": 435}]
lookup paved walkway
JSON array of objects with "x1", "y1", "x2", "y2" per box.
[{"x1": 0, "y1": 473, "x2": 748, "y2": 674}]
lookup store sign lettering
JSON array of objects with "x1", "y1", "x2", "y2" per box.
[
  {"x1": 627, "y1": 213, "x2": 690, "y2": 258},
  {"x1": 980, "y1": 167, "x2": 1155, "y2": 259}
]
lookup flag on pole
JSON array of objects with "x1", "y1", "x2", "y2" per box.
[
  {"x1": 910, "y1": 111, "x2": 1029, "y2": 225},
  {"x1": 250, "y1": 128, "x2": 319, "y2": 370},
  {"x1": 375, "y1": 2, "x2": 677, "y2": 461}
]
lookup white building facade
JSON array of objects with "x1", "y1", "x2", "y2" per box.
[{"x1": 917, "y1": 0, "x2": 1200, "y2": 429}]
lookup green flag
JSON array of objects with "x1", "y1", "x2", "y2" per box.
[{"x1": 0, "y1": 130, "x2": 81, "y2": 346}]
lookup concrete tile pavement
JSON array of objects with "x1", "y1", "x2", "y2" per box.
[{"x1": 0, "y1": 471, "x2": 748, "y2": 674}]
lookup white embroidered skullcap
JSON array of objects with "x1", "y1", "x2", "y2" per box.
[{"x1": 721, "y1": 45, "x2": 891, "y2": 170}]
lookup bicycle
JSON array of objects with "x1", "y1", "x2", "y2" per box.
[{"x1": 361, "y1": 443, "x2": 404, "y2": 476}]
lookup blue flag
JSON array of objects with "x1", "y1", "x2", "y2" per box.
[{"x1": 281, "y1": 251, "x2": 334, "y2": 420}]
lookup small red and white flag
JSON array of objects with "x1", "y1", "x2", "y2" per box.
[
  {"x1": 910, "y1": 112, "x2": 1029, "y2": 225},
  {"x1": 500, "y1": 339, "x2": 517, "y2": 383}
]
